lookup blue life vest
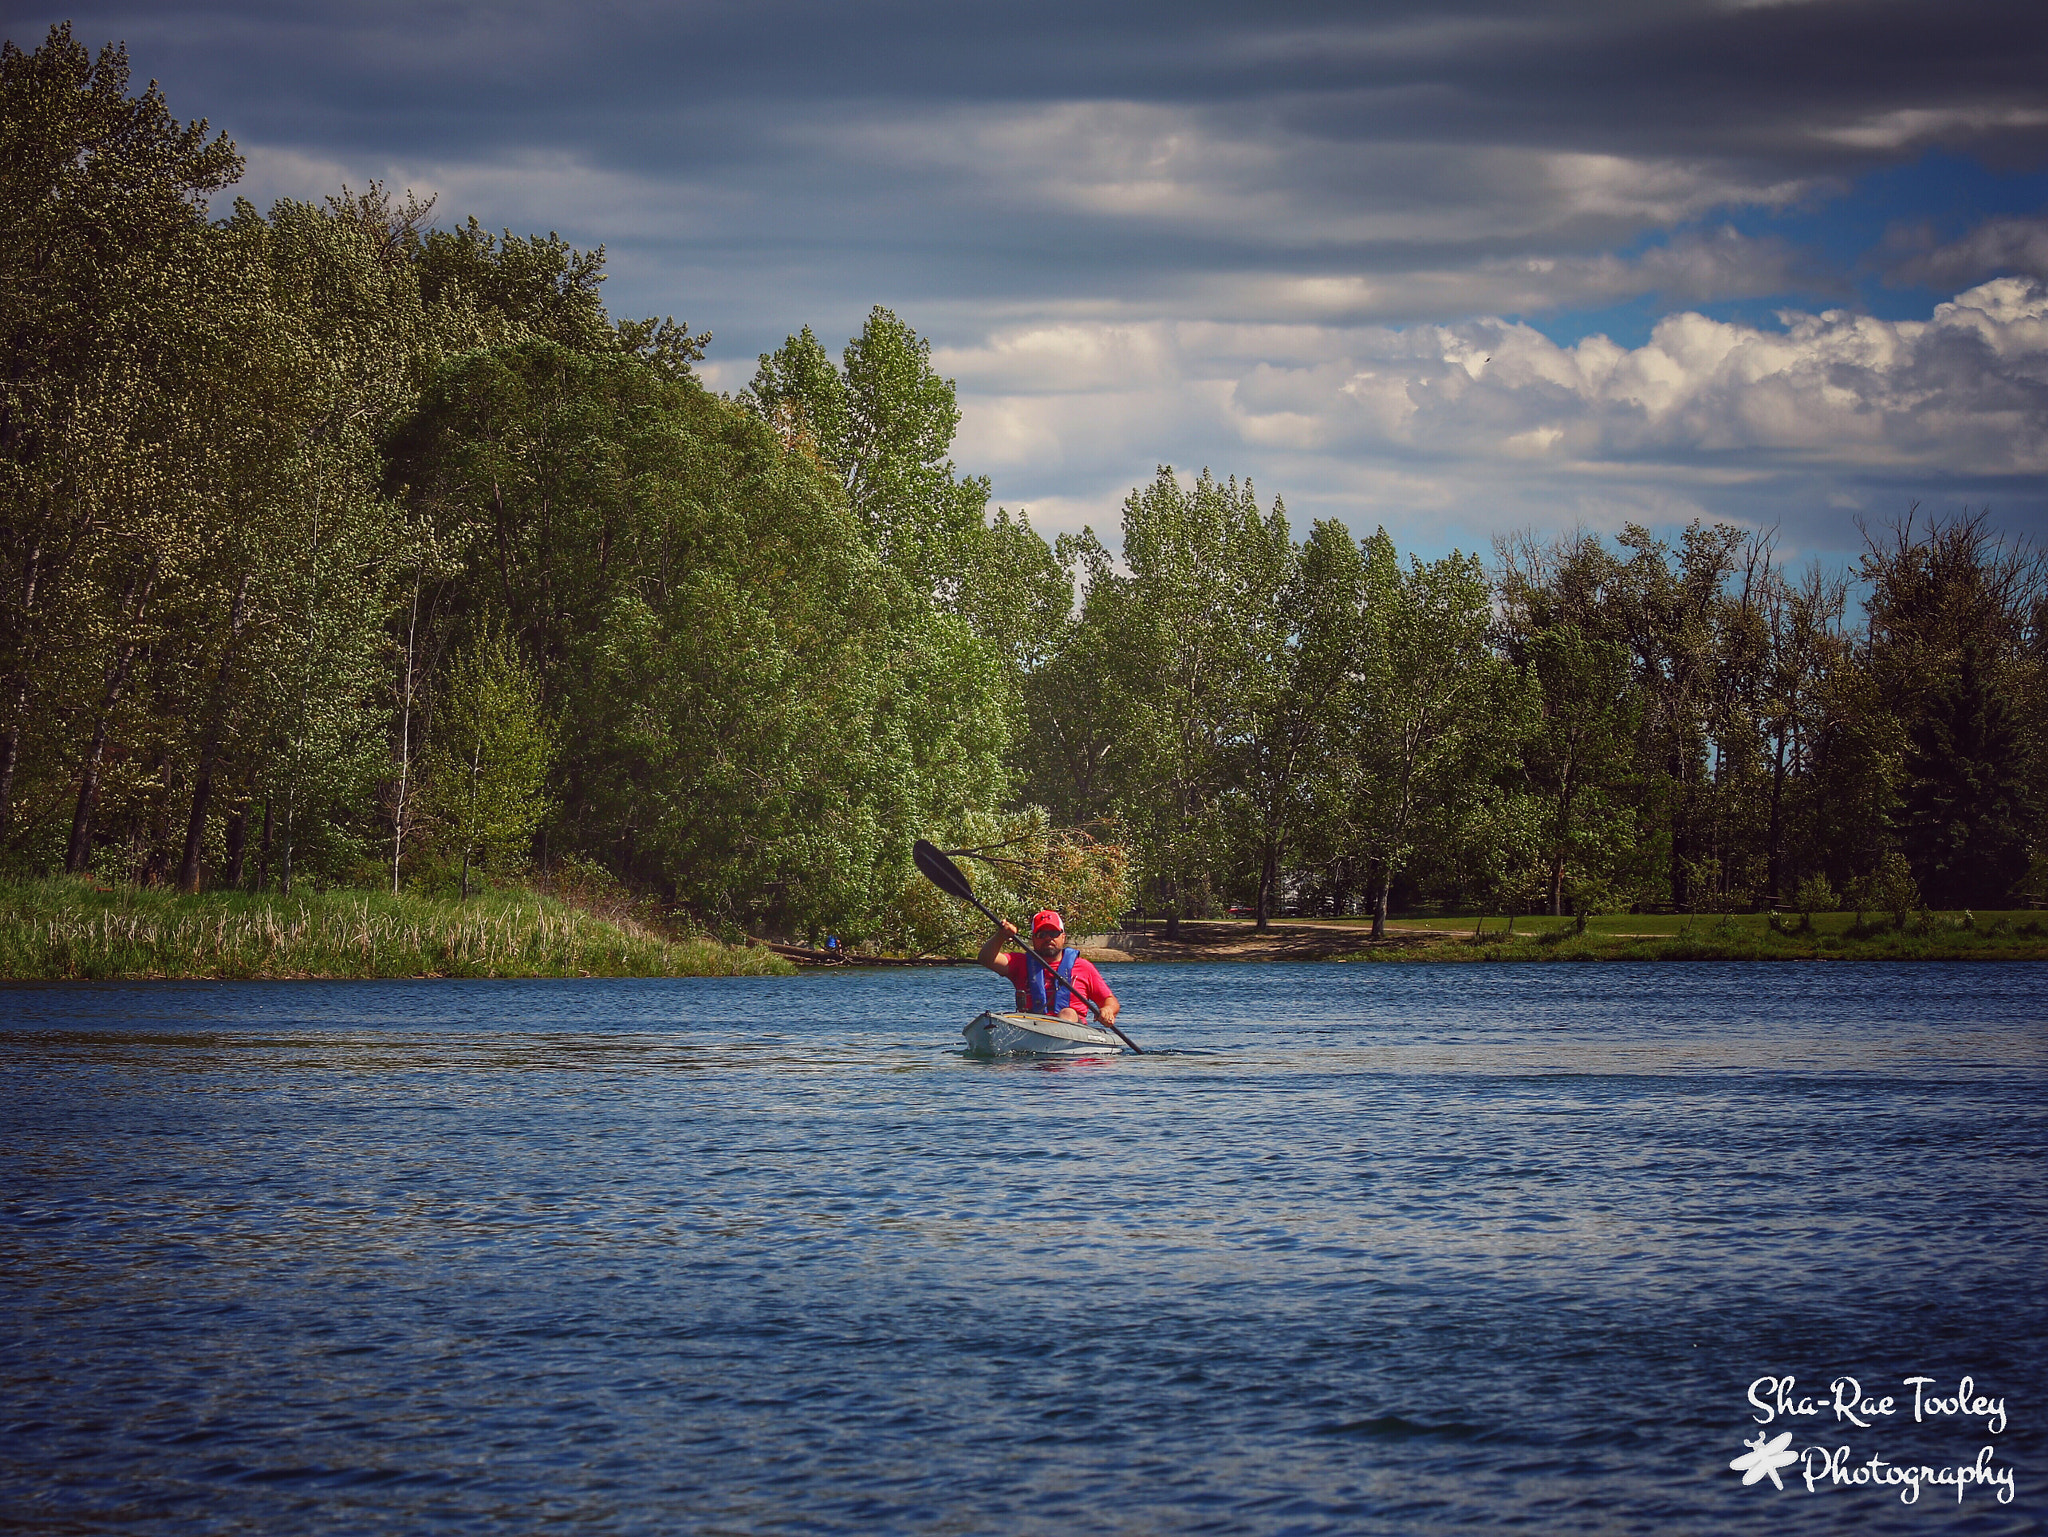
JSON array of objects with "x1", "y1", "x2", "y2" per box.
[{"x1": 1022, "y1": 947, "x2": 1081, "y2": 1016}]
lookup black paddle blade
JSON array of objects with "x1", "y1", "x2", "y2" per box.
[{"x1": 912, "y1": 838, "x2": 975, "y2": 902}]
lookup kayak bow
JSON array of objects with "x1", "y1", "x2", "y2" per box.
[{"x1": 962, "y1": 1010, "x2": 1132, "y2": 1057}]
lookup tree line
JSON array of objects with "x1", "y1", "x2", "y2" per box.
[
  {"x1": 1027, "y1": 484, "x2": 2044, "y2": 936},
  {"x1": 3, "y1": 25, "x2": 2042, "y2": 948}
]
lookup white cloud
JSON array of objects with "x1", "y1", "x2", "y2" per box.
[{"x1": 950, "y1": 280, "x2": 2048, "y2": 551}]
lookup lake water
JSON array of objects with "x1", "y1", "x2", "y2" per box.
[{"x1": 2, "y1": 962, "x2": 2043, "y2": 1534}]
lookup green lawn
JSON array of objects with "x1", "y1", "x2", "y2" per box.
[
  {"x1": 1375, "y1": 910, "x2": 2046, "y2": 938},
  {"x1": 1196, "y1": 908, "x2": 2048, "y2": 961}
]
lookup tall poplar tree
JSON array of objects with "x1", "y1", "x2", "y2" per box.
[
  {"x1": 0, "y1": 24, "x2": 240, "y2": 849},
  {"x1": 1346, "y1": 541, "x2": 1533, "y2": 937}
]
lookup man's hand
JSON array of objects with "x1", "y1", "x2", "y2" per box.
[{"x1": 978, "y1": 919, "x2": 1019, "y2": 976}]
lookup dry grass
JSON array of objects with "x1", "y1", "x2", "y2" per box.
[{"x1": 0, "y1": 877, "x2": 794, "y2": 981}]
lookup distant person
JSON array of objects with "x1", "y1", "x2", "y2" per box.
[
  {"x1": 825, "y1": 934, "x2": 840, "y2": 956},
  {"x1": 979, "y1": 910, "x2": 1118, "y2": 1027}
]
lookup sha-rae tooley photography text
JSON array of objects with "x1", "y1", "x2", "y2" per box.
[{"x1": 1735, "y1": 1374, "x2": 2016, "y2": 1505}]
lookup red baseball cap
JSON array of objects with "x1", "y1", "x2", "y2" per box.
[{"x1": 1030, "y1": 909, "x2": 1064, "y2": 935}]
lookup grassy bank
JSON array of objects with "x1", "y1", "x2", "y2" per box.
[
  {"x1": 0, "y1": 878, "x2": 794, "y2": 981},
  {"x1": 1104, "y1": 911, "x2": 2048, "y2": 963},
  {"x1": 1369, "y1": 909, "x2": 2048, "y2": 962}
]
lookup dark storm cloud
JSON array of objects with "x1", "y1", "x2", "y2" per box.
[
  {"x1": 83, "y1": 1, "x2": 2037, "y2": 146},
  {"x1": 20, "y1": 2, "x2": 2048, "y2": 200},
  {"x1": 11, "y1": 2, "x2": 2042, "y2": 324}
]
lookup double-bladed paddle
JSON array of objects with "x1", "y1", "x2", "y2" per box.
[{"x1": 912, "y1": 838, "x2": 1142, "y2": 1053}]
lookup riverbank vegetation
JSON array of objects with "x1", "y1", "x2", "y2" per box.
[
  {"x1": 2, "y1": 25, "x2": 2043, "y2": 965},
  {"x1": 0, "y1": 876, "x2": 789, "y2": 980}
]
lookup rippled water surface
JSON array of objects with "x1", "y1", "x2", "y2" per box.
[{"x1": 4, "y1": 962, "x2": 2044, "y2": 1534}]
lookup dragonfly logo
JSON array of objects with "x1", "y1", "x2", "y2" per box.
[{"x1": 1731, "y1": 1431, "x2": 1799, "y2": 1489}]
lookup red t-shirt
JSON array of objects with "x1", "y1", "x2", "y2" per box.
[{"x1": 1003, "y1": 949, "x2": 1113, "y2": 1017}]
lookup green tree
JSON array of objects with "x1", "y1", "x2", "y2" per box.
[
  {"x1": 0, "y1": 24, "x2": 240, "y2": 845},
  {"x1": 1524, "y1": 624, "x2": 1638, "y2": 916},
  {"x1": 1347, "y1": 540, "x2": 1534, "y2": 937},
  {"x1": 1086, "y1": 468, "x2": 1288, "y2": 935},
  {"x1": 1760, "y1": 561, "x2": 1849, "y2": 904},
  {"x1": 1861, "y1": 509, "x2": 2045, "y2": 908},
  {"x1": 425, "y1": 626, "x2": 551, "y2": 897},
  {"x1": 1899, "y1": 643, "x2": 2034, "y2": 906},
  {"x1": 413, "y1": 218, "x2": 613, "y2": 355},
  {"x1": 1234, "y1": 518, "x2": 1366, "y2": 928},
  {"x1": 746, "y1": 307, "x2": 989, "y2": 592},
  {"x1": 391, "y1": 339, "x2": 1009, "y2": 937}
]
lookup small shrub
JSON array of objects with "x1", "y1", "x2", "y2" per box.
[{"x1": 1790, "y1": 872, "x2": 1838, "y2": 933}]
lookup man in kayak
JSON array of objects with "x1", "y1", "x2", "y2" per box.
[{"x1": 979, "y1": 909, "x2": 1120, "y2": 1027}]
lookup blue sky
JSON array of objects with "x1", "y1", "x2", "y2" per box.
[
  {"x1": 1516, "y1": 153, "x2": 2048, "y2": 344},
  {"x1": 9, "y1": 0, "x2": 2045, "y2": 566}
]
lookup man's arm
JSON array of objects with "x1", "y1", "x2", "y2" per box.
[
  {"x1": 978, "y1": 919, "x2": 1019, "y2": 977},
  {"x1": 1076, "y1": 959, "x2": 1118, "y2": 1026}
]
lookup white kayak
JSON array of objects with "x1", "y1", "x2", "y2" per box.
[{"x1": 962, "y1": 1010, "x2": 1130, "y2": 1057}]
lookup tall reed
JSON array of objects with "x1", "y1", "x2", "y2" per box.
[{"x1": 0, "y1": 879, "x2": 793, "y2": 980}]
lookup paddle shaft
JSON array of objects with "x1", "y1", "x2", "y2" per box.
[{"x1": 914, "y1": 838, "x2": 1142, "y2": 1052}]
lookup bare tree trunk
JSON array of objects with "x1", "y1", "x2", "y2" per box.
[
  {"x1": 141, "y1": 753, "x2": 176, "y2": 885},
  {"x1": 1667, "y1": 751, "x2": 1689, "y2": 911},
  {"x1": 0, "y1": 541, "x2": 43, "y2": 828},
  {"x1": 391, "y1": 578, "x2": 420, "y2": 893},
  {"x1": 460, "y1": 737, "x2": 481, "y2": 900},
  {"x1": 223, "y1": 799, "x2": 247, "y2": 888},
  {"x1": 65, "y1": 706, "x2": 121, "y2": 875},
  {"x1": 65, "y1": 570, "x2": 155, "y2": 874},
  {"x1": 256, "y1": 797, "x2": 273, "y2": 891},
  {"x1": 1256, "y1": 840, "x2": 1276, "y2": 931},
  {"x1": 1765, "y1": 730, "x2": 1787, "y2": 906},
  {"x1": 1371, "y1": 866, "x2": 1390, "y2": 940},
  {"x1": 282, "y1": 487, "x2": 324, "y2": 901},
  {"x1": 0, "y1": 681, "x2": 26, "y2": 834},
  {"x1": 176, "y1": 763, "x2": 217, "y2": 892},
  {"x1": 279, "y1": 792, "x2": 293, "y2": 897},
  {"x1": 178, "y1": 573, "x2": 252, "y2": 893}
]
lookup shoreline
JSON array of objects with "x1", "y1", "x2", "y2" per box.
[
  {"x1": 1070, "y1": 915, "x2": 2048, "y2": 964},
  {"x1": 6, "y1": 882, "x2": 2041, "y2": 980}
]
